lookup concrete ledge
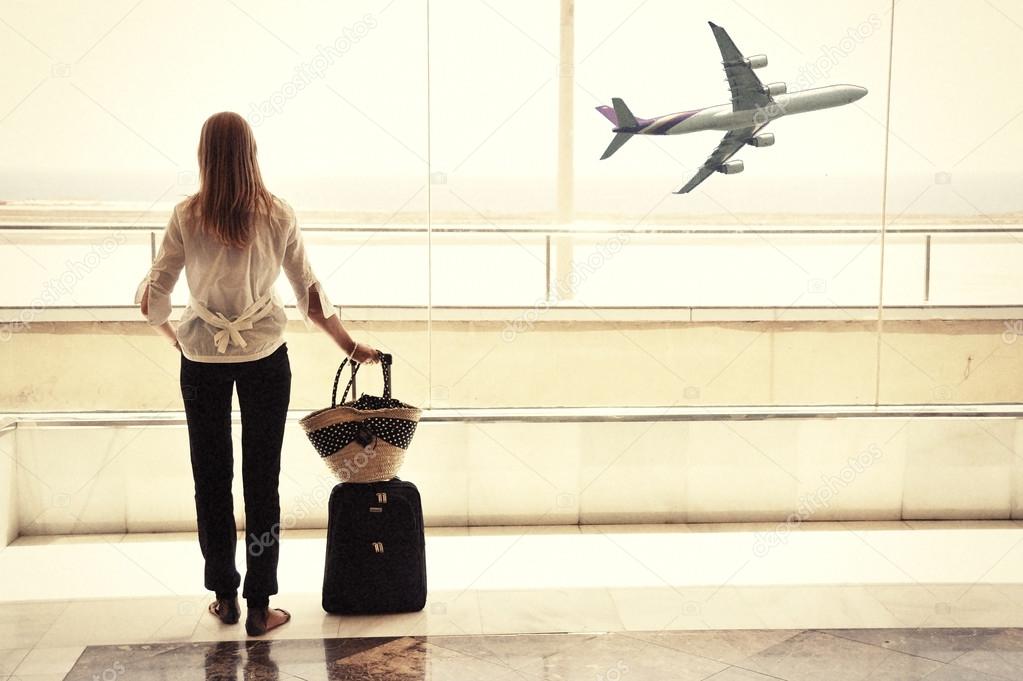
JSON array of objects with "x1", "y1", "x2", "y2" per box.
[{"x1": 5, "y1": 407, "x2": 1023, "y2": 535}]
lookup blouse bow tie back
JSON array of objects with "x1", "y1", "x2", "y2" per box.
[{"x1": 190, "y1": 291, "x2": 277, "y2": 354}]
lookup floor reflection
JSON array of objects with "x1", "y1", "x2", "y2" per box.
[
  {"x1": 64, "y1": 628, "x2": 1023, "y2": 681},
  {"x1": 203, "y1": 641, "x2": 240, "y2": 681},
  {"x1": 244, "y1": 641, "x2": 281, "y2": 681}
]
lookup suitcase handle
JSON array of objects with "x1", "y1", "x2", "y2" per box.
[{"x1": 330, "y1": 352, "x2": 394, "y2": 408}]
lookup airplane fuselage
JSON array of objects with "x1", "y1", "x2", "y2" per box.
[{"x1": 615, "y1": 85, "x2": 867, "y2": 135}]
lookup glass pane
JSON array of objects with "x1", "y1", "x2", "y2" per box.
[
  {"x1": 0, "y1": 0, "x2": 429, "y2": 408},
  {"x1": 573, "y1": 0, "x2": 892, "y2": 406},
  {"x1": 427, "y1": 1, "x2": 559, "y2": 407},
  {"x1": 879, "y1": 0, "x2": 1023, "y2": 404}
]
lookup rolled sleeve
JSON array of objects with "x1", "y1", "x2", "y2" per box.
[
  {"x1": 135, "y1": 208, "x2": 185, "y2": 326},
  {"x1": 281, "y1": 202, "x2": 337, "y2": 329}
]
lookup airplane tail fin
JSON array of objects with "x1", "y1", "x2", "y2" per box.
[
  {"x1": 595, "y1": 98, "x2": 639, "y2": 129},
  {"x1": 596, "y1": 97, "x2": 640, "y2": 159},
  {"x1": 600, "y1": 132, "x2": 633, "y2": 160},
  {"x1": 611, "y1": 97, "x2": 638, "y2": 129}
]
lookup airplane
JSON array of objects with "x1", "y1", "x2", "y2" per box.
[{"x1": 596, "y1": 21, "x2": 868, "y2": 194}]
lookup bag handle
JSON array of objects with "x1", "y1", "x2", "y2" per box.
[
  {"x1": 330, "y1": 358, "x2": 358, "y2": 408},
  {"x1": 330, "y1": 351, "x2": 393, "y2": 408}
]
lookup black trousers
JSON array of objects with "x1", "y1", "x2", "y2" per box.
[{"x1": 180, "y1": 342, "x2": 292, "y2": 609}]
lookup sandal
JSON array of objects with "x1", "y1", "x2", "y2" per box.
[
  {"x1": 208, "y1": 596, "x2": 240, "y2": 625},
  {"x1": 245, "y1": 606, "x2": 291, "y2": 636}
]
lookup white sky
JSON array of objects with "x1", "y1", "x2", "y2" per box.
[{"x1": 0, "y1": 0, "x2": 1020, "y2": 217}]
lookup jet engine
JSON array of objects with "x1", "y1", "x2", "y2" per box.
[
  {"x1": 717, "y1": 160, "x2": 745, "y2": 175},
  {"x1": 747, "y1": 133, "x2": 775, "y2": 148},
  {"x1": 745, "y1": 54, "x2": 768, "y2": 69},
  {"x1": 764, "y1": 82, "x2": 787, "y2": 96}
]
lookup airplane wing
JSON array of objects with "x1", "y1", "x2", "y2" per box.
[
  {"x1": 709, "y1": 21, "x2": 771, "y2": 112},
  {"x1": 674, "y1": 124, "x2": 766, "y2": 194}
]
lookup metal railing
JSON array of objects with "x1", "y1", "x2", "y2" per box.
[
  {"x1": 6, "y1": 403, "x2": 1023, "y2": 428},
  {"x1": 1, "y1": 221, "x2": 1021, "y2": 315}
]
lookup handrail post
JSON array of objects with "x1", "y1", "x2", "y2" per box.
[
  {"x1": 545, "y1": 234, "x2": 552, "y2": 302},
  {"x1": 924, "y1": 233, "x2": 931, "y2": 302}
]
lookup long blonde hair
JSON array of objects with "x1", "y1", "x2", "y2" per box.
[{"x1": 187, "y1": 112, "x2": 274, "y2": 249}]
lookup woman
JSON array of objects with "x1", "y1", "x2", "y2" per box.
[{"x1": 136, "y1": 111, "x2": 381, "y2": 636}]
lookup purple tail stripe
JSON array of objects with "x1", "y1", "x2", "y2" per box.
[
  {"x1": 598, "y1": 104, "x2": 699, "y2": 133},
  {"x1": 596, "y1": 105, "x2": 618, "y2": 126},
  {"x1": 597, "y1": 104, "x2": 654, "y2": 129},
  {"x1": 643, "y1": 110, "x2": 699, "y2": 134}
]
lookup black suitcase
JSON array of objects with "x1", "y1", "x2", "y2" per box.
[{"x1": 322, "y1": 477, "x2": 427, "y2": 614}]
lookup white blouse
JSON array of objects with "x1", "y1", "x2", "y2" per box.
[{"x1": 134, "y1": 195, "x2": 336, "y2": 363}]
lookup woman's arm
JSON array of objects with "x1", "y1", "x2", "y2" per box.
[
  {"x1": 279, "y1": 202, "x2": 377, "y2": 363},
  {"x1": 305, "y1": 283, "x2": 378, "y2": 363},
  {"x1": 140, "y1": 285, "x2": 181, "y2": 350},
  {"x1": 135, "y1": 208, "x2": 184, "y2": 351}
]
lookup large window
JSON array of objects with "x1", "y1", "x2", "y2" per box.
[{"x1": 2, "y1": 0, "x2": 1020, "y2": 408}]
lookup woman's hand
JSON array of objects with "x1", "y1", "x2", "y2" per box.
[{"x1": 349, "y1": 341, "x2": 381, "y2": 364}]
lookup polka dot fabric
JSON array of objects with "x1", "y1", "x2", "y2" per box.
[
  {"x1": 299, "y1": 353, "x2": 423, "y2": 481},
  {"x1": 307, "y1": 416, "x2": 419, "y2": 457}
]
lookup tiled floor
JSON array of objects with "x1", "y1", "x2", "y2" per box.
[{"x1": 4, "y1": 521, "x2": 1023, "y2": 678}]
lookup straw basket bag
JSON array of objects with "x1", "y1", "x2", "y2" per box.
[{"x1": 299, "y1": 352, "x2": 422, "y2": 483}]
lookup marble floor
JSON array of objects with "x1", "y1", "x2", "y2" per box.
[
  {"x1": 4, "y1": 521, "x2": 1023, "y2": 678},
  {"x1": 45, "y1": 628, "x2": 1023, "y2": 681}
]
